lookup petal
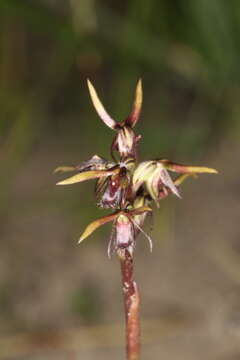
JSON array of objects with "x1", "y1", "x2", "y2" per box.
[
  {"x1": 78, "y1": 212, "x2": 120, "y2": 243},
  {"x1": 131, "y1": 217, "x2": 153, "y2": 252},
  {"x1": 87, "y1": 79, "x2": 117, "y2": 130},
  {"x1": 95, "y1": 177, "x2": 108, "y2": 196},
  {"x1": 132, "y1": 161, "x2": 157, "y2": 193},
  {"x1": 76, "y1": 155, "x2": 112, "y2": 172},
  {"x1": 159, "y1": 160, "x2": 218, "y2": 174},
  {"x1": 158, "y1": 166, "x2": 181, "y2": 198},
  {"x1": 125, "y1": 79, "x2": 142, "y2": 128},
  {"x1": 146, "y1": 172, "x2": 160, "y2": 203},
  {"x1": 174, "y1": 173, "x2": 197, "y2": 186},
  {"x1": 53, "y1": 166, "x2": 76, "y2": 173},
  {"x1": 56, "y1": 169, "x2": 115, "y2": 185},
  {"x1": 128, "y1": 206, "x2": 152, "y2": 216}
]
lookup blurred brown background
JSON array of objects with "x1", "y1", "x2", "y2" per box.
[{"x1": 0, "y1": 0, "x2": 240, "y2": 359}]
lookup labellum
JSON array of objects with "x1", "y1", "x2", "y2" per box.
[
  {"x1": 97, "y1": 166, "x2": 131, "y2": 209},
  {"x1": 115, "y1": 214, "x2": 135, "y2": 258}
]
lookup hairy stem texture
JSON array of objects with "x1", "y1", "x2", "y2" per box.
[{"x1": 119, "y1": 250, "x2": 140, "y2": 360}]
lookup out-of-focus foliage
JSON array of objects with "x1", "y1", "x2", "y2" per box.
[{"x1": 1, "y1": 0, "x2": 240, "y2": 167}]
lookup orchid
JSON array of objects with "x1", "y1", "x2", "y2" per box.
[{"x1": 55, "y1": 79, "x2": 217, "y2": 360}]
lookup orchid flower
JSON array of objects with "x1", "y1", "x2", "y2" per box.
[{"x1": 55, "y1": 79, "x2": 218, "y2": 254}]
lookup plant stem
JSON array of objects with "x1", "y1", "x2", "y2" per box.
[{"x1": 119, "y1": 249, "x2": 140, "y2": 360}]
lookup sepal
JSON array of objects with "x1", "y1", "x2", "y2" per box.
[
  {"x1": 56, "y1": 169, "x2": 116, "y2": 185},
  {"x1": 124, "y1": 79, "x2": 142, "y2": 128},
  {"x1": 159, "y1": 160, "x2": 218, "y2": 174},
  {"x1": 87, "y1": 79, "x2": 117, "y2": 130}
]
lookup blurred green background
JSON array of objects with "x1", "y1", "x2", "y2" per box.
[{"x1": 0, "y1": 0, "x2": 240, "y2": 359}]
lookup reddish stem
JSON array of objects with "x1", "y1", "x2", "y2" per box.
[{"x1": 119, "y1": 249, "x2": 140, "y2": 360}]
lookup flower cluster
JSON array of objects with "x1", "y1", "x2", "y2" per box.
[{"x1": 55, "y1": 80, "x2": 217, "y2": 258}]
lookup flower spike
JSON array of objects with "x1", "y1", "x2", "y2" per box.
[
  {"x1": 87, "y1": 79, "x2": 117, "y2": 130},
  {"x1": 55, "y1": 79, "x2": 218, "y2": 360},
  {"x1": 125, "y1": 79, "x2": 143, "y2": 128}
]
